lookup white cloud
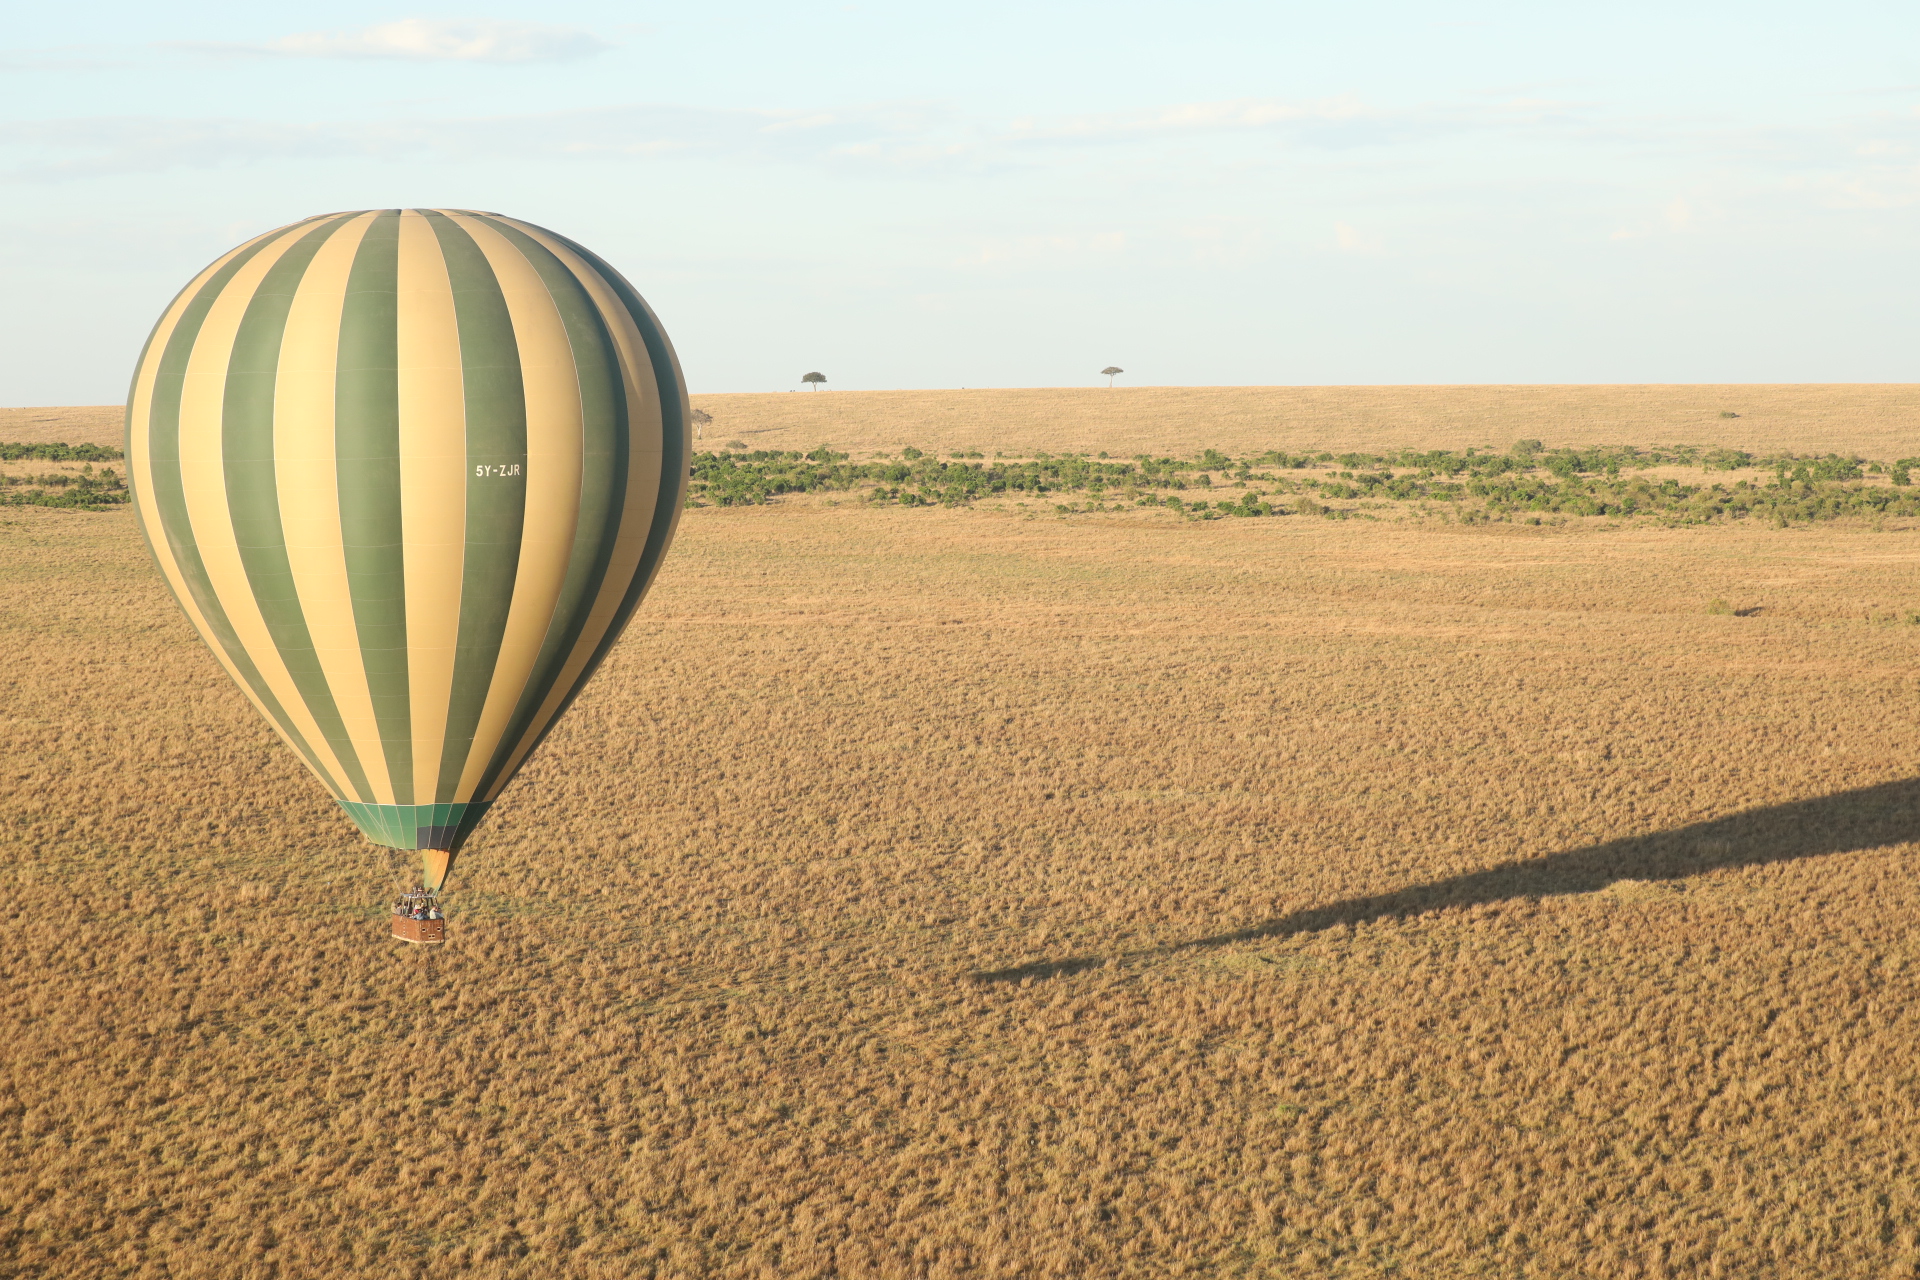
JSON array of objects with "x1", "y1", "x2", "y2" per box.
[
  {"x1": 1178, "y1": 219, "x2": 1270, "y2": 267},
  {"x1": 1333, "y1": 221, "x2": 1374, "y2": 252},
  {"x1": 0, "y1": 56, "x2": 128, "y2": 72},
  {"x1": 1608, "y1": 195, "x2": 1700, "y2": 240},
  {"x1": 1005, "y1": 96, "x2": 1374, "y2": 144},
  {"x1": 1611, "y1": 187, "x2": 1748, "y2": 240},
  {"x1": 11, "y1": 89, "x2": 1920, "y2": 205},
  {"x1": 192, "y1": 19, "x2": 611, "y2": 64},
  {"x1": 0, "y1": 42, "x2": 131, "y2": 72},
  {"x1": 0, "y1": 103, "x2": 934, "y2": 180},
  {"x1": 0, "y1": 118, "x2": 378, "y2": 179},
  {"x1": 0, "y1": 91, "x2": 1492, "y2": 185},
  {"x1": 962, "y1": 231, "x2": 1127, "y2": 269},
  {"x1": 1808, "y1": 167, "x2": 1920, "y2": 209}
]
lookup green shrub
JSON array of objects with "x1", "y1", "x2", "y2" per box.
[
  {"x1": 674, "y1": 440, "x2": 1920, "y2": 527},
  {"x1": 0, "y1": 442, "x2": 123, "y2": 462}
]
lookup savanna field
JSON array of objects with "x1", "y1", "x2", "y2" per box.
[{"x1": 8, "y1": 386, "x2": 1920, "y2": 1278}]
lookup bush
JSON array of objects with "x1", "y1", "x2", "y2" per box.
[
  {"x1": 0, "y1": 442, "x2": 123, "y2": 462},
  {"x1": 0, "y1": 462, "x2": 127, "y2": 511},
  {"x1": 679, "y1": 440, "x2": 1920, "y2": 528}
]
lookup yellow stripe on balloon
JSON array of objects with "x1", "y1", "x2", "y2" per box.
[
  {"x1": 275, "y1": 211, "x2": 390, "y2": 804},
  {"x1": 128, "y1": 231, "x2": 301, "y2": 773},
  {"x1": 396, "y1": 209, "x2": 470, "y2": 804},
  {"x1": 128, "y1": 234, "x2": 261, "y2": 570},
  {"x1": 128, "y1": 221, "x2": 310, "y2": 609},
  {"x1": 474, "y1": 215, "x2": 664, "y2": 800},
  {"x1": 176, "y1": 228, "x2": 357, "y2": 796},
  {"x1": 445, "y1": 212, "x2": 587, "y2": 800}
]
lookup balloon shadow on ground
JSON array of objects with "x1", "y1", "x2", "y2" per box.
[{"x1": 971, "y1": 777, "x2": 1920, "y2": 984}]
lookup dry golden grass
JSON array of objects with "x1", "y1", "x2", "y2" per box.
[
  {"x1": 687, "y1": 385, "x2": 1920, "y2": 460},
  {"x1": 0, "y1": 405, "x2": 122, "y2": 447},
  {"x1": 7, "y1": 396, "x2": 1920, "y2": 1277},
  {"x1": 23, "y1": 383, "x2": 1920, "y2": 459}
]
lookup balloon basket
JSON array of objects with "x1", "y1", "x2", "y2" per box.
[{"x1": 391, "y1": 889, "x2": 447, "y2": 945}]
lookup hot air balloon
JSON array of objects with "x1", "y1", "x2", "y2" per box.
[{"x1": 126, "y1": 209, "x2": 689, "y2": 932}]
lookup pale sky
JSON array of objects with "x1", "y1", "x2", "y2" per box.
[{"x1": 3, "y1": 1, "x2": 1918, "y2": 402}]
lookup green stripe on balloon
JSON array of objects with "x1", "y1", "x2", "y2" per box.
[
  {"x1": 336, "y1": 210, "x2": 416, "y2": 804},
  {"x1": 464, "y1": 215, "x2": 631, "y2": 803},
  {"x1": 144, "y1": 224, "x2": 348, "y2": 798},
  {"x1": 125, "y1": 278, "x2": 188, "y2": 648},
  {"x1": 425, "y1": 210, "x2": 528, "y2": 803},
  {"x1": 340, "y1": 800, "x2": 489, "y2": 849},
  {"x1": 221, "y1": 217, "x2": 380, "y2": 804},
  {"x1": 465, "y1": 231, "x2": 690, "y2": 797},
  {"x1": 549, "y1": 233, "x2": 691, "y2": 691}
]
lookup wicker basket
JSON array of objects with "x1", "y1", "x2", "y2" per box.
[{"x1": 392, "y1": 915, "x2": 446, "y2": 944}]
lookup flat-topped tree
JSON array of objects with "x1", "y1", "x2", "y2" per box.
[
  {"x1": 802, "y1": 372, "x2": 826, "y2": 390},
  {"x1": 1101, "y1": 366, "x2": 1123, "y2": 387}
]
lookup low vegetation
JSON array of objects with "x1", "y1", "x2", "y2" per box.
[
  {"x1": 694, "y1": 441, "x2": 1920, "y2": 526},
  {"x1": 1, "y1": 468, "x2": 127, "y2": 509},
  {"x1": 0, "y1": 444, "x2": 127, "y2": 510},
  {"x1": 0, "y1": 442, "x2": 123, "y2": 462}
]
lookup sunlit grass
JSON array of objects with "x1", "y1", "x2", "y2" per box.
[{"x1": 7, "y1": 395, "x2": 1920, "y2": 1275}]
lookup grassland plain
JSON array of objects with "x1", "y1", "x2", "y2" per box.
[
  {"x1": 678, "y1": 386, "x2": 1920, "y2": 460},
  {"x1": 6, "y1": 403, "x2": 1920, "y2": 1277},
  {"x1": 0, "y1": 405, "x2": 121, "y2": 446},
  {"x1": 14, "y1": 383, "x2": 1920, "y2": 455}
]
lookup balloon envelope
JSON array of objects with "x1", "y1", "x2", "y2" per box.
[{"x1": 127, "y1": 208, "x2": 689, "y2": 888}]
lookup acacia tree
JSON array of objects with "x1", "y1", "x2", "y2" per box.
[
  {"x1": 802, "y1": 372, "x2": 826, "y2": 390},
  {"x1": 1101, "y1": 366, "x2": 1123, "y2": 387},
  {"x1": 690, "y1": 408, "x2": 712, "y2": 440}
]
